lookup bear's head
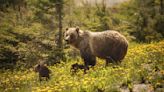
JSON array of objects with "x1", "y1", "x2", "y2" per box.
[{"x1": 64, "y1": 27, "x2": 80, "y2": 45}]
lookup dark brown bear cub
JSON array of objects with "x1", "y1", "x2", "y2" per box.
[
  {"x1": 34, "y1": 64, "x2": 51, "y2": 81},
  {"x1": 71, "y1": 63, "x2": 89, "y2": 74}
]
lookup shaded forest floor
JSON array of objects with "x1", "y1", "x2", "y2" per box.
[{"x1": 0, "y1": 41, "x2": 164, "y2": 92}]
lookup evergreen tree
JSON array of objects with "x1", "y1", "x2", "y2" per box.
[{"x1": 129, "y1": 0, "x2": 164, "y2": 42}]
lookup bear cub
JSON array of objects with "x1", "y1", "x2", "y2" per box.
[
  {"x1": 71, "y1": 63, "x2": 89, "y2": 74},
  {"x1": 34, "y1": 64, "x2": 51, "y2": 81}
]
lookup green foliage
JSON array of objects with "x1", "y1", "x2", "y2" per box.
[
  {"x1": 0, "y1": 0, "x2": 67, "y2": 69},
  {"x1": 121, "y1": 0, "x2": 164, "y2": 42},
  {"x1": 0, "y1": 0, "x2": 26, "y2": 11},
  {"x1": 64, "y1": 1, "x2": 111, "y2": 31},
  {"x1": 0, "y1": 41, "x2": 163, "y2": 91},
  {"x1": 0, "y1": 20, "x2": 57, "y2": 68}
]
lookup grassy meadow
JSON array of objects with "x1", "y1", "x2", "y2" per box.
[{"x1": 0, "y1": 41, "x2": 163, "y2": 92}]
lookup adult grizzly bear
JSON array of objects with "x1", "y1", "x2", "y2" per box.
[{"x1": 64, "y1": 27, "x2": 128, "y2": 69}]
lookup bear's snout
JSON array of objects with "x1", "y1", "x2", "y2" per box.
[{"x1": 64, "y1": 36, "x2": 70, "y2": 43}]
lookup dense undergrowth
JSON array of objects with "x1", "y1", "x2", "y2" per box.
[{"x1": 0, "y1": 40, "x2": 163, "y2": 92}]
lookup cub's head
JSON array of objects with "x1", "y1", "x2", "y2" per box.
[
  {"x1": 64, "y1": 27, "x2": 80, "y2": 45},
  {"x1": 34, "y1": 64, "x2": 41, "y2": 72}
]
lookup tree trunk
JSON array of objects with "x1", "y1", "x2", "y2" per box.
[
  {"x1": 58, "y1": 5, "x2": 63, "y2": 49},
  {"x1": 160, "y1": 0, "x2": 164, "y2": 15},
  {"x1": 56, "y1": 2, "x2": 63, "y2": 49}
]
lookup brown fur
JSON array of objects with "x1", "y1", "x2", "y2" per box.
[
  {"x1": 64, "y1": 27, "x2": 128, "y2": 68},
  {"x1": 89, "y1": 30, "x2": 128, "y2": 62},
  {"x1": 34, "y1": 64, "x2": 51, "y2": 81}
]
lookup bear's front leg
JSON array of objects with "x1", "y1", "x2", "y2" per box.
[{"x1": 80, "y1": 51, "x2": 96, "y2": 69}]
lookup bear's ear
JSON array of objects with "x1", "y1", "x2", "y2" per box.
[
  {"x1": 76, "y1": 27, "x2": 79, "y2": 34},
  {"x1": 63, "y1": 28, "x2": 68, "y2": 36},
  {"x1": 66, "y1": 28, "x2": 68, "y2": 31}
]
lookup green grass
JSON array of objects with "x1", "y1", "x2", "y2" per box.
[{"x1": 0, "y1": 41, "x2": 164, "y2": 92}]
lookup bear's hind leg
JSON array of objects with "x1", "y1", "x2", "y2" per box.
[{"x1": 105, "y1": 56, "x2": 116, "y2": 66}]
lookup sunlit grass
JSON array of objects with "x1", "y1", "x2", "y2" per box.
[{"x1": 0, "y1": 40, "x2": 163, "y2": 92}]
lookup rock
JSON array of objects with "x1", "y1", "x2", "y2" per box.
[
  {"x1": 155, "y1": 88, "x2": 164, "y2": 92},
  {"x1": 133, "y1": 84, "x2": 154, "y2": 92},
  {"x1": 120, "y1": 88, "x2": 130, "y2": 92}
]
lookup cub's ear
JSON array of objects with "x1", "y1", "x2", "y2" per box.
[
  {"x1": 36, "y1": 64, "x2": 40, "y2": 68},
  {"x1": 76, "y1": 27, "x2": 79, "y2": 34}
]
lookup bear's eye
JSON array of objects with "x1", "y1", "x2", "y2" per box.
[{"x1": 65, "y1": 34, "x2": 69, "y2": 37}]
